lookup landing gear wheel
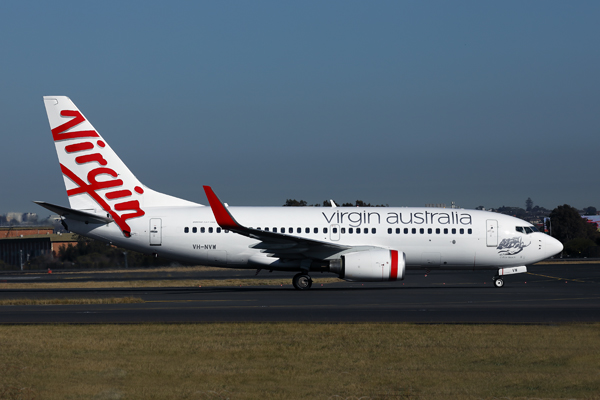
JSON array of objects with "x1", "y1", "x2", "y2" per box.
[
  {"x1": 493, "y1": 277, "x2": 504, "y2": 288},
  {"x1": 292, "y1": 273, "x2": 312, "y2": 290}
]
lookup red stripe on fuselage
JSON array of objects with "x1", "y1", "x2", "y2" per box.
[{"x1": 390, "y1": 250, "x2": 398, "y2": 281}]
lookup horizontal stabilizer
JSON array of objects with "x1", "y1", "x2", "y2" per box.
[{"x1": 34, "y1": 201, "x2": 114, "y2": 224}]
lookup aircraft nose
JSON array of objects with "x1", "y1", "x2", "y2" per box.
[{"x1": 548, "y1": 236, "x2": 563, "y2": 256}]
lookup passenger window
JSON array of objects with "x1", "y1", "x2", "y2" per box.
[
  {"x1": 452, "y1": 228, "x2": 456, "y2": 234},
  {"x1": 364, "y1": 228, "x2": 368, "y2": 234},
  {"x1": 224, "y1": 230, "x2": 229, "y2": 233},
  {"x1": 357, "y1": 228, "x2": 361, "y2": 234},
  {"x1": 324, "y1": 227, "x2": 328, "y2": 234},
  {"x1": 306, "y1": 227, "x2": 310, "y2": 234},
  {"x1": 428, "y1": 228, "x2": 432, "y2": 234},
  {"x1": 201, "y1": 227, "x2": 205, "y2": 233},
  {"x1": 297, "y1": 227, "x2": 301, "y2": 234},
  {"x1": 420, "y1": 228, "x2": 424, "y2": 234},
  {"x1": 314, "y1": 228, "x2": 318, "y2": 234},
  {"x1": 209, "y1": 227, "x2": 213, "y2": 233},
  {"x1": 444, "y1": 228, "x2": 448, "y2": 234},
  {"x1": 341, "y1": 228, "x2": 346, "y2": 234},
  {"x1": 265, "y1": 227, "x2": 270, "y2": 232},
  {"x1": 332, "y1": 227, "x2": 337, "y2": 234},
  {"x1": 468, "y1": 228, "x2": 472, "y2": 234},
  {"x1": 372, "y1": 228, "x2": 376, "y2": 234},
  {"x1": 273, "y1": 228, "x2": 278, "y2": 233},
  {"x1": 396, "y1": 228, "x2": 401, "y2": 234},
  {"x1": 436, "y1": 228, "x2": 440, "y2": 234},
  {"x1": 192, "y1": 227, "x2": 197, "y2": 233},
  {"x1": 460, "y1": 228, "x2": 464, "y2": 234},
  {"x1": 412, "y1": 228, "x2": 416, "y2": 234},
  {"x1": 217, "y1": 227, "x2": 221, "y2": 233},
  {"x1": 349, "y1": 228, "x2": 353, "y2": 234},
  {"x1": 404, "y1": 228, "x2": 409, "y2": 234},
  {"x1": 289, "y1": 228, "x2": 293, "y2": 234},
  {"x1": 388, "y1": 228, "x2": 392, "y2": 234},
  {"x1": 184, "y1": 227, "x2": 189, "y2": 233}
]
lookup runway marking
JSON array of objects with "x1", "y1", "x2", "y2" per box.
[{"x1": 527, "y1": 272, "x2": 587, "y2": 283}]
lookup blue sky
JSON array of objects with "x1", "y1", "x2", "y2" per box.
[{"x1": 1, "y1": 1, "x2": 599, "y2": 213}]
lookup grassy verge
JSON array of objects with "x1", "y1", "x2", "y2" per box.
[
  {"x1": 534, "y1": 260, "x2": 600, "y2": 265},
  {"x1": 0, "y1": 323, "x2": 598, "y2": 399},
  {"x1": 0, "y1": 297, "x2": 143, "y2": 306},
  {"x1": 0, "y1": 277, "x2": 342, "y2": 290}
]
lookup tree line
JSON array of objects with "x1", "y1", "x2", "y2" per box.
[{"x1": 284, "y1": 199, "x2": 388, "y2": 207}]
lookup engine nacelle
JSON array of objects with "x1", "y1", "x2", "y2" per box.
[{"x1": 337, "y1": 249, "x2": 405, "y2": 282}]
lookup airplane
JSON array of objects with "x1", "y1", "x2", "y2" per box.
[{"x1": 37, "y1": 96, "x2": 564, "y2": 289}]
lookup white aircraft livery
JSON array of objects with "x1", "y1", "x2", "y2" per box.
[{"x1": 37, "y1": 96, "x2": 564, "y2": 289}]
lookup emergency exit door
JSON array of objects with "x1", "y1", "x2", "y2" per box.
[{"x1": 150, "y1": 218, "x2": 162, "y2": 246}]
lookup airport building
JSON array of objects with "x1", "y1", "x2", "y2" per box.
[{"x1": 0, "y1": 226, "x2": 77, "y2": 268}]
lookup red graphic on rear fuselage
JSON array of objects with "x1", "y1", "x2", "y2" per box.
[{"x1": 53, "y1": 110, "x2": 145, "y2": 237}]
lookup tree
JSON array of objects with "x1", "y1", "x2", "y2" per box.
[
  {"x1": 584, "y1": 206, "x2": 597, "y2": 216},
  {"x1": 525, "y1": 197, "x2": 533, "y2": 212},
  {"x1": 564, "y1": 238, "x2": 597, "y2": 257},
  {"x1": 283, "y1": 199, "x2": 307, "y2": 207},
  {"x1": 497, "y1": 206, "x2": 527, "y2": 219},
  {"x1": 549, "y1": 204, "x2": 600, "y2": 244}
]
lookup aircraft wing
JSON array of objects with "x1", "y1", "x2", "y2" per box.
[
  {"x1": 203, "y1": 186, "x2": 352, "y2": 260},
  {"x1": 34, "y1": 201, "x2": 114, "y2": 224}
]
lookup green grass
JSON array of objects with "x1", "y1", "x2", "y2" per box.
[
  {"x1": 0, "y1": 297, "x2": 143, "y2": 306},
  {"x1": 0, "y1": 324, "x2": 599, "y2": 399}
]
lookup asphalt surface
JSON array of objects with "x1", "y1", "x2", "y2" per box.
[{"x1": 0, "y1": 262, "x2": 599, "y2": 324}]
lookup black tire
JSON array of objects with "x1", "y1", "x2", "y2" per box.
[
  {"x1": 292, "y1": 273, "x2": 312, "y2": 290},
  {"x1": 493, "y1": 277, "x2": 504, "y2": 288}
]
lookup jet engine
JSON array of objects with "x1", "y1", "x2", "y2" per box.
[{"x1": 330, "y1": 249, "x2": 405, "y2": 282}]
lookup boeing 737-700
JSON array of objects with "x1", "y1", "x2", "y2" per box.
[{"x1": 37, "y1": 96, "x2": 563, "y2": 289}]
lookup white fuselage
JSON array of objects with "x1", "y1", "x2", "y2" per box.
[{"x1": 68, "y1": 204, "x2": 562, "y2": 272}]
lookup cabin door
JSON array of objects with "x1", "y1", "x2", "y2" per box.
[{"x1": 486, "y1": 219, "x2": 498, "y2": 247}]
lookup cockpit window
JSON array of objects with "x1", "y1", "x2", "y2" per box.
[{"x1": 516, "y1": 226, "x2": 539, "y2": 234}]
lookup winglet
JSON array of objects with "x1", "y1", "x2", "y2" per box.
[{"x1": 203, "y1": 186, "x2": 242, "y2": 230}]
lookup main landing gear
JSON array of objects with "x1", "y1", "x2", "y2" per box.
[
  {"x1": 492, "y1": 276, "x2": 504, "y2": 288},
  {"x1": 292, "y1": 273, "x2": 312, "y2": 290}
]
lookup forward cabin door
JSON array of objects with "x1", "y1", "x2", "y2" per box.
[
  {"x1": 486, "y1": 219, "x2": 498, "y2": 247},
  {"x1": 150, "y1": 218, "x2": 162, "y2": 246}
]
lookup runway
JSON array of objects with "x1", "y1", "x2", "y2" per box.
[{"x1": 1, "y1": 262, "x2": 599, "y2": 324}]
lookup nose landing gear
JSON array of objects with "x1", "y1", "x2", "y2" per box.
[
  {"x1": 493, "y1": 276, "x2": 504, "y2": 288},
  {"x1": 292, "y1": 273, "x2": 313, "y2": 290}
]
